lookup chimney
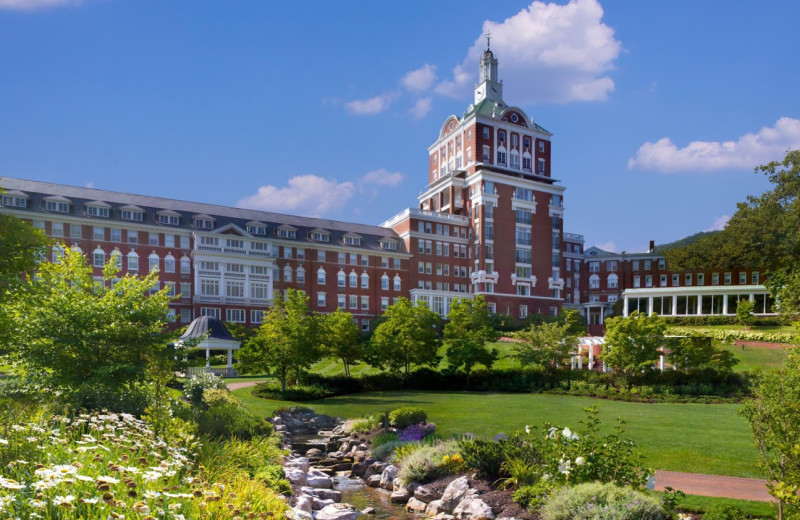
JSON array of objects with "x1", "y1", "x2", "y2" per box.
[{"x1": 649, "y1": 240, "x2": 655, "y2": 253}]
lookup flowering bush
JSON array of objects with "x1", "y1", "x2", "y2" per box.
[
  {"x1": 183, "y1": 373, "x2": 227, "y2": 405},
  {"x1": 398, "y1": 422, "x2": 436, "y2": 442},
  {"x1": 0, "y1": 410, "x2": 287, "y2": 519},
  {"x1": 540, "y1": 481, "x2": 668, "y2": 520},
  {"x1": 395, "y1": 440, "x2": 463, "y2": 484}
]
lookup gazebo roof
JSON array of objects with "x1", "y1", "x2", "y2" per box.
[{"x1": 179, "y1": 316, "x2": 236, "y2": 341}]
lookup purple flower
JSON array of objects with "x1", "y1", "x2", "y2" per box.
[
  {"x1": 398, "y1": 423, "x2": 436, "y2": 442},
  {"x1": 494, "y1": 433, "x2": 507, "y2": 442}
]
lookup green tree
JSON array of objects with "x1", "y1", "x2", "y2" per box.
[
  {"x1": 665, "y1": 335, "x2": 737, "y2": 372},
  {"x1": 4, "y1": 248, "x2": 176, "y2": 410},
  {"x1": 740, "y1": 349, "x2": 800, "y2": 519},
  {"x1": 320, "y1": 308, "x2": 361, "y2": 377},
  {"x1": 365, "y1": 297, "x2": 440, "y2": 375},
  {"x1": 444, "y1": 295, "x2": 499, "y2": 384},
  {"x1": 237, "y1": 289, "x2": 321, "y2": 391},
  {"x1": 602, "y1": 312, "x2": 667, "y2": 382},
  {"x1": 736, "y1": 298, "x2": 757, "y2": 329},
  {"x1": 511, "y1": 320, "x2": 577, "y2": 381}
]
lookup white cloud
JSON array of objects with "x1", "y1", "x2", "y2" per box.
[
  {"x1": 0, "y1": 0, "x2": 81, "y2": 10},
  {"x1": 409, "y1": 97, "x2": 433, "y2": 120},
  {"x1": 628, "y1": 117, "x2": 800, "y2": 173},
  {"x1": 345, "y1": 93, "x2": 396, "y2": 115},
  {"x1": 360, "y1": 168, "x2": 404, "y2": 187},
  {"x1": 594, "y1": 241, "x2": 618, "y2": 252},
  {"x1": 436, "y1": 0, "x2": 621, "y2": 104},
  {"x1": 401, "y1": 64, "x2": 437, "y2": 92},
  {"x1": 85, "y1": 181, "x2": 94, "y2": 188},
  {"x1": 704, "y1": 215, "x2": 730, "y2": 232},
  {"x1": 236, "y1": 175, "x2": 356, "y2": 217}
]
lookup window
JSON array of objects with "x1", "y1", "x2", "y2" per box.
[
  {"x1": 515, "y1": 208, "x2": 532, "y2": 225},
  {"x1": 381, "y1": 275, "x2": 389, "y2": 290},
  {"x1": 194, "y1": 218, "x2": 214, "y2": 229},
  {"x1": 752, "y1": 272, "x2": 759, "y2": 284},
  {"x1": 277, "y1": 228, "x2": 296, "y2": 239},
  {"x1": 149, "y1": 233, "x2": 159, "y2": 246},
  {"x1": 659, "y1": 258, "x2": 666, "y2": 269},
  {"x1": 712, "y1": 273, "x2": 719, "y2": 285},
  {"x1": 338, "y1": 271, "x2": 346, "y2": 287},
  {"x1": 519, "y1": 305, "x2": 528, "y2": 319},
  {"x1": 393, "y1": 275, "x2": 401, "y2": 291},
  {"x1": 247, "y1": 224, "x2": 267, "y2": 235},
  {"x1": 87, "y1": 205, "x2": 109, "y2": 218},
  {"x1": 537, "y1": 158, "x2": 545, "y2": 173},
  {"x1": 349, "y1": 253, "x2": 358, "y2": 265},
  {"x1": 180, "y1": 282, "x2": 191, "y2": 298},
  {"x1": 226, "y1": 309, "x2": 245, "y2": 323},
  {"x1": 51, "y1": 222, "x2": 64, "y2": 237},
  {"x1": 282, "y1": 247, "x2": 292, "y2": 259},
  {"x1": 251, "y1": 310, "x2": 264, "y2": 324},
  {"x1": 181, "y1": 309, "x2": 193, "y2": 324},
  {"x1": 522, "y1": 156, "x2": 531, "y2": 171},
  {"x1": 482, "y1": 145, "x2": 491, "y2": 162},
  {"x1": 645, "y1": 275, "x2": 653, "y2": 287},
  {"x1": 70, "y1": 223, "x2": 82, "y2": 239},
  {"x1": 121, "y1": 209, "x2": 143, "y2": 221},
  {"x1": 516, "y1": 227, "x2": 531, "y2": 246},
  {"x1": 361, "y1": 296, "x2": 369, "y2": 311},
  {"x1": 724, "y1": 272, "x2": 732, "y2": 285},
  {"x1": 317, "y1": 268, "x2": 326, "y2": 284},
  {"x1": 589, "y1": 274, "x2": 600, "y2": 289},
  {"x1": 164, "y1": 255, "x2": 175, "y2": 273},
  {"x1": 514, "y1": 187, "x2": 532, "y2": 201},
  {"x1": 739, "y1": 272, "x2": 747, "y2": 284},
  {"x1": 633, "y1": 276, "x2": 640, "y2": 288},
  {"x1": 349, "y1": 295, "x2": 358, "y2": 309},
  {"x1": 644, "y1": 260, "x2": 652, "y2": 270},
  {"x1": 349, "y1": 272, "x2": 357, "y2": 287},
  {"x1": 250, "y1": 283, "x2": 269, "y2": 300},
  {"x1": 607, "y1": 261, "x2": 617, "y2": 272},
  {"x1": 344, "y1": 235, "x2": 362, "y2": 246},
  {"x1": 498, "y1": 131, "x2": 505, "y2": 144},
  {"x1": 510, "y1": 153, "x2": 520, "y2": 169},
  {"x1": 158, "y1": 213, "x2": 180, "y2": 226},
  {"x1": 297, "y1": 267, "x2": 305, "y2": 285},
  {"x1": 149, "y1": 254, "x2": 159, "y2": 272},
  {"x1": 180, "y1": 257, "x2": 190, "y2": 274},
  {"x1": 127, "y1": 252, "x2": 139, "y2": 271},
  {"x1": 337, "y1": 294, "x2": 346, "y2": 309},
  {"x1": 110, "y1": 228, "x2": 121, "y2": 242},
  {"x1": 45, "y1": 200, "x2": 70, "y2": 212},
  {"x1": 283, "y1": 265, "x2": 292, "y2": 282},
  {"x1": 110, "y1": 249, "x2": 122, "y2": 269},
  {"x1": 165, "y1": 282, "x2": 176, "y2": 297},
  {"x1": 660, "y1": 274, "x2": 667, "y2": 287},
  {"x1": 381, "y1": 297, "x2": 389, "y2": 311},
  {"x1": 201, "y1": 307, "x2": 221, "y2": 319},
  {"x1": 697, "y1": 273, "x2": 704, "y2": 285},
  {"x1": 317, "y1": 293, "x2": 326, "y2": 307},
  {"x1": 482, "y1": 127, "x2": 490, "y2": 139},
  {"x1": 607, "y1": 273, "x2": 618, "y2": 289},
  {"x1": 128, "y1": 230, "x2": 138, "y2": 244},
  {"x1": 515, "y1": 248, "x2": 531, "y2": 264},
  {"x1": 672, "y1": 274, "x2": 679, "y2": 286},
  {"x1": 496, "y1": 151, "x2": 506, "y2": 165},
  {"x1": 93, "y1": 248, "x2": 105, "y2": 267},
  {"x1": 685, "y1": 273, "x2": 692, "y2": 286},
  {"x1": 201, "y1": 279, "x2": 219, "y2": 296},
  {"x1": 589, "y1": 261, "x2": 600, "y2": 273},
  {"x1": 633, "y1": 260, "x2": 640, "y2": 271},
  {"x1": 538, "y1": 140, "x2": 545, "y2": 153},
  {"x1": 1, "y1": 194, "x2": 27, "y2": 208}
]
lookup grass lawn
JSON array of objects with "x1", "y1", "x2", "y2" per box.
[
  {"x1": 677, "y1": 494, "x2": 775, "y2": 518},
  {"x1": 723, "y1": 343, "x2": 789, "y2": 372},
  {"x1": 233, "y1": 388, "x2": 761, "y2": 478}
]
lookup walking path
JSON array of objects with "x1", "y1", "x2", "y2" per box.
[
  {"x1": 655, "y1": 470, "x2": 772, "y2": 502},
  {"x1": 227, "y1": 379, "x2": 773, "y2": 502}
]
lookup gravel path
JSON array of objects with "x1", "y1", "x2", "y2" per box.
[
  {"x1": 655, "y1": 470, "x2": 772, "y2": 502},
  {"x1": 227, "y1": 380, "x2": 264, "y2": 391}
]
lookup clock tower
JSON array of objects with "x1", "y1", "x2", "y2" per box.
[{"x1": 474, "y1": 48, "x2": 503, "y2": 104}]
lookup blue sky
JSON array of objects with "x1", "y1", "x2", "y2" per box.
[{"x1": 1, "y1": 0, "x2": 799, "y2": 253}]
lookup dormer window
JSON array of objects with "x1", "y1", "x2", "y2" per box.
[
  {"x1": 86, "y1": 201, "x2": 111, "y2": 218},
  {"x1": 246, "y1": 221, "x2": 267, "y2": 235},
  {"x1": 120, "y1": 205, "x2": 144, "y2": 221},
  {"x1": 277, "y1": 225, "x2": 297, "y2": 239},
  {"x1": 44, "y1": 196, "x2": 71, "y2": 213},
  {"x1": 1, "y1": 191, "x2": 28, "y2": 208},
  {"x1": 380, "y1": 239, "x2": 398, "y2": 251},
  {"x1": 157, "y1": 210, "x2": 180, "y2": 226},
  {"x1": 310, "y1": 229, "x2": 330, "y2": 242},
  {"x1": 192, "y1": 215, "x2": 215, "y2": 229},
  {"x1": 343, "y1": 233, "x2": 362, "y2": 246}
]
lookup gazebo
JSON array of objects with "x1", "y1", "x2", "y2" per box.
[{"x1": 178, "y1": 316, "x2": 241, "y2": 377}]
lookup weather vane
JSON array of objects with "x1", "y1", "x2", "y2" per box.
[{"x1": 486, "y1": 31, "x2": 492, "y2": 49}]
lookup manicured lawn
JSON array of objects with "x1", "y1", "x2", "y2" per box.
[
  {"x1": 677, "y1": 494, "x2": 775, "y2": 518},
  {"x1": 724, "y1": 343, "x2": 789, "y2": 372},
  {"x1": 233, "y1": 388, "x2": 761, "y2": 478}
]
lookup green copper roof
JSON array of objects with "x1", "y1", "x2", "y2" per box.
[{"x1": 464, "y1": 99, "x2": 550, "y2": 134}]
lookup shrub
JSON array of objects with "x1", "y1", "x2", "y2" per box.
[
  {"x1": 197, "y1": 401, "x2": 273, "y2": 439},
  {"x1": 345, "y1": 412, "x2": 384, "y2": 434},
  {"x1": 702, "y1": 503, "x2": 747, "y2": 520},
  {"x1": 398, "y1": 422, "x2": 436, "y2": 442},
  {"x1": 458, "y1": 438, "x2": 509, "y2": 481},
  {"x1": 184, "y1": 372, "x2": 227, "y2": 404},
  {"x1": 497, "y1": 458, "x2": 540, "y2": 489},
  {"x1": 196, "y1": 436, "x2": 285, "y2": 482},
  {"x1": 252, "y1": 382, "x2": 333, "y2": 401},
  {"x1": 372, "y1": 432, "x2": 399, "y2": 448},
  {"x1": 389, "y1": 407, "x2": 427, "y2": 428},
  {"x1": 371, "y1": 439, "x2": 407, "y2": 460},
  {"x1": 255, "y1": 464, "x2": 292, "y2": 495},
  {"x1": 540, "y1": 482, "x2": 668, "y2": 520},
  {"x1": 513, "y1": 480, "x2": 562, "y2": 510},
  {"x1": 203, "y1": 388, "x2": 241, "y2": 407},
  {"x1": 396, "y1": 440, "x2": 463, "y2": 484}
]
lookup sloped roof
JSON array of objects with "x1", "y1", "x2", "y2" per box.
[{"x1": 179, "y1": 316, "x2": 235, "y2": 341}]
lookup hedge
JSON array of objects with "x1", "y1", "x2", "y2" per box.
[{"x1": 667, "y1": 326, "x2": 799, "y2": 345}]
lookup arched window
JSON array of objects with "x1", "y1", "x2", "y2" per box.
[
  {"x1": 349, "y1": 271, "x2": 357, "y2": 287},
  {"x1": 381, "y1": 274, "x2": 389, "y2": 290},
  {"x1": 148, "y1": 252, "x2": 160, "y2": 272},
  {"x1": 589, "y1": 274, "x2": 600, "y2": 289},
  {"x1": 607, "y1": 273, "x2": 619, "y2": 289},
  {"x1": 93, "y1": 247, "x2": 106, "y2": 268},
  {"x1": 180, "y1": 256, "x2": 191, "y2": 274},
  {"x1": 296, "y1": 266, "x2": 305, "y2": 284},
  {"x1": 52, "y1": 245, "x2": 64, "y2": 263},
  {"x1": 337, "y1": 270, "x2": 346, "y2": 287},
  {"x1": 361, "y1": 272, "x2": 369, "y2": 289},
  {"x1": 283, "y1": 265, "x2": 292, "y2": 283},
  {"x1": 164, "y1": 253, "x2": 176, "y2": 273},
  {"x1": 127, "y1": 251, "x2": 139, "y2": 271},
  {"x1": 110, "y1": 248, "x2": 122, "y2": 269},
  {"x1": 317, "y1": 268, "x2": 326, "y2": 284},
  {"x1": 393, "y1": 275, "x2": 401, "y2": 291}
]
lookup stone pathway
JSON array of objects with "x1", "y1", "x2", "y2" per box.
[{"x1": 655, "y1": 470, "x2": 772, "y2": 502}]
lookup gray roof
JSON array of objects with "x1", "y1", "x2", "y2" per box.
[
  {"x1": 0, "y1": 177, "x2": 409, "y2": 255},
  {"x1": 179, "y1": 316, "x2": 235, "y2": 341}
]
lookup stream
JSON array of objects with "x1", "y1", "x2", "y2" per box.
[{"x1": 333, "y1": 476, "x2": 421, "y2": 520}]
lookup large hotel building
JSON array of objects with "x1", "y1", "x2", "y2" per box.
[{"x1": 0, "y1": 48, "x2": 774, "y2": 334}]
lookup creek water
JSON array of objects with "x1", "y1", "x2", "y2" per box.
[{"x1": 333, "y1": 476, "x2": 422, "y2": 520}]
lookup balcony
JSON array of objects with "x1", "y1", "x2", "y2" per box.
[{"x1": 194, "y1": 295, "x2": 273, "y2": 306}]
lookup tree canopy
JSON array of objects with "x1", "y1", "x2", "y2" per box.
[
  {"x1": 365, "y1": 297, "x2": 440, "y2": 375},
  {"x1": 443, "y1": 295, "x2": 499, "y2": 383},
  {"x1": 511, "y1": 320, "x2": 577, "y2": 373},
  {"x1": 319, "y1": 308, "x2": 361, "y2": 377},
  {"x1": 602, "y1": 311, "x2": 667, "y2": 379},
  {"x1": 237, "y1": 288, "x2": 321, "y2": 391}
]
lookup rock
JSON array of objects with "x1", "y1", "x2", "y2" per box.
[
  {"x1": 357, "y1": 443, "x2": 369, "y2": 451},
  {"x1": 328, "y1": 451, "x2": 345, "y2": 459},
  {"x1": 365, "y1": 461, "x2": 387, "y2": 479},
  {"x1": 306, "y1": 472, "x2": 332, "y2": 489},
  {"x1": 351, "y1": 462, "x2": 368, "y2": 476},
  {"x1": 452, "y1": 498, "x2": 494, "y2": 520},
  {"x1": 275, "y1": 424, "x2": 288, "y2": 432},
  {"x1": 299, "y1": 487, "x2": 318, "y2": 497},
  {"x1": 273, "y1": 416, "x2": 284, "y2": 426},
  {"x1": 361, "y1": 507, "x2": 376, "y2": 515},
  {"x1": 353, "y1": 450, "x2": 369, "y2": 462},
  {"x1": 425, "y1": 500, "x2": 444, "y2": 517},
  {"x1": 414, "y1": 485, "x2": 436, "y2": 503},
  {"x1": 306, "y1": 448, "x2": 323, "y2": 458},
  {"x1": 406, "y1": 497, "x2": 428, "y2": 513},
  {"x1": 291, "y1": 509, "x2": 312, "y2": 520},
  {"x1": 390, "y1": 487, "x2": 411, "y2": 504},
  {"x1": 315, "y1": 503, "x2": 357, "y2": 520},
  {"x1": 295, "y1": 496, "x2": 313, "y2": 515},
  {"x1": 284, "y1": 468, "x2": 306, "y2": 487},
  {"x1": 366, "y1": 474, "x2": 382, "y2": 488},
  {"x1": 313, "y1": 498, "x2": 335, "y2": 510},
  {"x1": 440, "y1": 477, "x2": 473, "y2": 513},
  {"x1": 315, "y1": 489, "x2": 341, "y2": 502},
  {"x1": 285, "y1": 457, "x2": 310, "y2": 473},
  {"x1": 379, "y1": 465, "x2": 398, "y2": 490},
  {"x1": 433, "y1": 514, "x2": 455, "y2": 520}
]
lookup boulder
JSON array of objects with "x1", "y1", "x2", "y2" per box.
[
  {"x1": 414, "y1": 485, "x2": 437, "y2": 503},
  {"x1": 291, "y1": 509, "x2": 312, "y2": 520},
  {"x1": 361, "y1": 507, "x2": 376, "y2": 515},
  {"x1": 272, "y1": 416, "x2": 284, "y2": 426},
  {"x1": 284, "y1": 468, "x2": 306, "y2": 487},
  {"x1": 285, "y1": 457, "x2": 310, "y2": 473},
  {"x1": 299, "y1": 487, "x2": 318, "y2": 497},
  {"x1": 306, "y1": 474, "x2": 332, "y2": 489},
  {"x1": 366, "y1": 474, "x2": 382, "y2": 488},
  {"x1": 353, "y1": 450, "x2": 369, "y2": 462},
  {"x1": 433, "y1": 514, "x2": 455, "y2": 520},
  {"x1": 452, "y1": 498, "x2": 494, "y2": 520},
  {"x1": 390, "y1": 487, "x2": 412, "y2": 504},
  {"x1": 295, "y1": 496, "x2": 313, "y2": 515},
  {"x1": 315, "y1": 503, "x2": 357, "y2": 520},
  {"x1": 313, "y1": 498, "x2": 335, "y2": 510},
  {"x1": 425, "y1": 500, "x2": 444, "y2": 517},
  {"x1": 440, "y1": 477, "x2": 474, "y2": 513},
  {"x1": 379, "y1": 465, "x2": 398, "y2": 490},
  {"x1": 327, "y1": 451, "x2": 345, "y2": 459},
  {"x1": 364, "y1": 462, "x2": 387, "y2": 479},
  {"x1": 315, "y1": 489, "x2": 342, "y2": 502},
  {"x1": 406, "y1": 497, "x2": 428, "y2": 513},
  {"x1": 351, "y1": 462, "x2": 368, "y2": 477},
  {"x1": 306, "y1": 448, "x2": 323, "y2": 458}
]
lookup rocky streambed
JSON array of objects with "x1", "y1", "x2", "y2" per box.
[{"x1": 275, "y1": 408, "x2": 522, "y2": 520}]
